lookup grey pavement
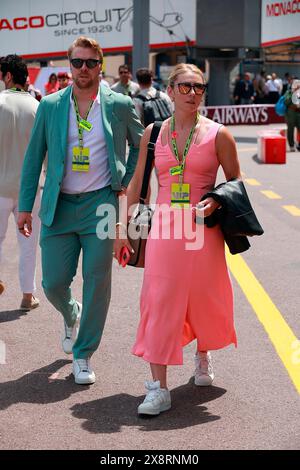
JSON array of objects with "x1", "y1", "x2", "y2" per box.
[{"x1": 0, "y1": 124, "x2": 299, "y2": 450}]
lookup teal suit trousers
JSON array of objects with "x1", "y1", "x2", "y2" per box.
[{"x1": 40, "y1": 186, "x2": 117, "y2": 359}]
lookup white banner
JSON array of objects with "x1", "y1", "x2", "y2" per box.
[
  {"x1": 0, "y1": 0, "x2": 195, "y2": 58},
  {"x1": 261, "y1": 0, "x2": 300, "y2": 46}
]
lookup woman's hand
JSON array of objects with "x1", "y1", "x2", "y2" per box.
[
  {"x1": 114, "y1": 224, "x2": 134, "y2": 263},
  {"x1": 196, "y1": 197, "x2": 220, "y2": 218}
]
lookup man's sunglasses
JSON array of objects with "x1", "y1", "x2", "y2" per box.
[
  {"x1": 177, "y1": 82, "x2": 207, "y2": 95},
  {"x1": 70, "y1": 58, "x2": 101, "y2": 69}
]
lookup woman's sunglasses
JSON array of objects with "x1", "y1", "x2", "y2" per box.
[
  {"x1": 177, "y1": 82, "x2": 207, "y2": 95},
  {"x1": 70, "y1": 58, "x2": 101, "y2": 69}
]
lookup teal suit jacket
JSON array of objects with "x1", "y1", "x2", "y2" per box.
[{"x1": 19, "y1": 85, "x2": 144, "y2": 226}]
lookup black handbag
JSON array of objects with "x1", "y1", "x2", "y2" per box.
[{"x1": 127, "y1": 121, "x2": 162, "y2": 267}]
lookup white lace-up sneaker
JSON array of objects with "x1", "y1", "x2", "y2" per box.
[
  {"x1": 73, "y1": 358, "x2": 96, "y2": 385},
  {"x1": 62, "y1": 302, "x2": 82, "y2": 355},
  {"x1": 194, "y1": 351, "x2": 215, "y2": 386},
  {"x1": 138, "y1": 380, "x2": 171, "y2": 416}
]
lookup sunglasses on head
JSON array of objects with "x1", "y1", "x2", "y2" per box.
[
  {"x1": 177, "y1": 82, "x2": 207, "y2": 95},
  {"x1": 70, "y1": 58, "x2": 101, "y2": 69}
]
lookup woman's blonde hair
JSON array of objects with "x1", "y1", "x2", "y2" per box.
[{"x1": 168, "y1": 63, "x2": 205, "y2": 87}]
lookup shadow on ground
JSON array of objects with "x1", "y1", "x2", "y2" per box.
[
  {"x1": 0, "y1": 360, "x2": 82, "y2": 408},
  {"x1": 70, "y1": 378, "x2": 226, "y2": 433},
  {"x1": 235, "y1": 137, "x2": 258, "y2": 144},
  {"x1": 0, "y1": 309, "x2": 30, "y2": 324},
  {"x1": 252, "y1": 154, "x2": 263, "y2": 164}
]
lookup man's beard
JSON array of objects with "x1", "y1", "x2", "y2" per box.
[{"x1": 73, "y1": 75, "x2": 95, "y2": 90}]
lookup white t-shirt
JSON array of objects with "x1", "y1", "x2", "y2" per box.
[
  {"x1": 61, "y1": 88, "x2": 111, "y2": 194},
  {"x1": 0, "y1": 89, "x2": 38, "y2": 199},
  {"x1": 266, "y1": 79, "x2": 281, "y2": 93}
]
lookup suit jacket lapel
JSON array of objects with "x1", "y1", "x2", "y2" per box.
[
  {"x1": 100, "y1": 85, "x2": 114, "y2": 155},
  {"x1": 57, "y1": 87, "x2": 71, "y2": 157}
]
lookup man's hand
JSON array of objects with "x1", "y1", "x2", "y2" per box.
[{"x1": 17, "y1": 212, "x2": 33, "y2": 238}]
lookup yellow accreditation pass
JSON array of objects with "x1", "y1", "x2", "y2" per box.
[
  {"x1": 72, "y1": 147, "x2": 90, "y2": 172},
  {"x1": 171, "y1": 183, "x2": 190, "y2": 208}
]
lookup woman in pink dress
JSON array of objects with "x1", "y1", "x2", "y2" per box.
[{"x1": 115, "y1": 63, "x2": 241, "y2": 416}]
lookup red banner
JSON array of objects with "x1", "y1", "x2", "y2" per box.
[{"x1": 200, "y1": 105, "x2": 285, "y2": 126}]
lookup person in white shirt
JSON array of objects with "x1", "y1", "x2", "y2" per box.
[
  {"x1": 265, "y1": 73, "x2": 282, "y2": 104},
  {"x1": 0, "y1": 55, "x2": 40, "y2": 309}
]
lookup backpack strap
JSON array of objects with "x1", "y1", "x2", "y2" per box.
[
  {"x1": 139, "y1": 121, "x2": 163, "y2": 203},
  {"x1": 136, "y1": 90, "x2": 161, "y2": 102},
  {"x1": 136, "y1": 93, "x2": 148, "y2": 102}
]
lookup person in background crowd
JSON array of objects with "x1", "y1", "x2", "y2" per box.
[
  {"x1": 133, "y1": 67, "x2": 173, "y2": 124},
  {"x1": 111, "y1": 64, "x2": 140, "y2": 98},
  {"x1": 253, "y1": 70, "x2": 267, "y2": 104},
  {"x1": 238, "y1": 73, "x2": 255, "y2": 105},
  {"x1": 44, "y1": 73, "x2": 59, "y2": 95},
  {"x1": 281, "y1": 72, "x2": 291, "y2": 96},
  {"x1": 284, "y1": 79, "x2": 300, "y2": 152},
  {"x1": 265, "y1": 73, "x2": 282, "y2": 104},
  {"x1": 0, "y1": 54, "x2": 40, "y2": 309},
  {"x1": 99, "y1": 71, "x2": 110, "y2": 87},
  {"x1": 152, "y1": 77, "x2": 162, "y2": 91},
  {"x1": 25, "y1": 76, "x2": 42, "y2": 102},
  {"x1": 57, "y1": 71, "x2": 71, "y2": 90},
  {"x1": 233, "y1": 74, "x2": 243, "y2": 105},
  {"x1": 17, "y1": 37, "x2": 144, "y2": 386}
]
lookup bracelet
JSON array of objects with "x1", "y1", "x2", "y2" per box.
[{"x1": 116, "y1": 222, "x2": 127, "y2": 229}]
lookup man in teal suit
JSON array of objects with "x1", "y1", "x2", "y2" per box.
[{"x1": 18, "y1": 37, "x2": 144, "y2": 385}]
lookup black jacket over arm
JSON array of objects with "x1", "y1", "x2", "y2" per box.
[{"x1": 200, "y1": 179, "x2": 264, "y2": 255}]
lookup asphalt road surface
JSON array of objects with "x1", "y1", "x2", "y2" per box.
[{"x1": 0, "y1": 124, "x2": 299, "y2": 451}]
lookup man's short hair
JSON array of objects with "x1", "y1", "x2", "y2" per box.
[
  {"x1": 136, "y1": 68, "x2": 152, "y2": 86},
  {"x1": 0, "y1": 54, "x2": 28, "y2": 86},
  {"x1": 118, "y1": 64, "x2": 130, "y2": 74},
  {"x1": 67, "y1": 36, "x2": 103, "y2": 63}
]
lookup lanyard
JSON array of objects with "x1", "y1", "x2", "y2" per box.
[
  {"x1": 170, "y1": 113, "x2": 199, "y2": 183},
  {"x1": 72, "y1": 92, "x2": 94, "y2": 149},
  {"x1": 10, "y1": 87, "x2": 26, "y2": 92}
]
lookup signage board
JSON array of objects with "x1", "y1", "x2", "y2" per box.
[
  {"x1": 261, "y1": 0, "x2": 300, "y2": 46},
  {"x1": 0, "y1": 0, "x2": 196, "y2": 58}
]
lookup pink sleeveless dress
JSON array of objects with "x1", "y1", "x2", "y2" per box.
[{"x1": 132, "y1": 120, "x2": 237, "y2": 365}]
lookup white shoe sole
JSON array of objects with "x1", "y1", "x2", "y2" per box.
[
  {"x1": 138, "y1": 402, "x2": 171, "y2": 416},
  {"x1": 194, "y1": 376, "x2": 214, "y2": 386},
  {"x1": 73, "y1": 372, "x2": 96, "y2": 385}
]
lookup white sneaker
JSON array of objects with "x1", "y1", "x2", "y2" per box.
[
  {"x1": 289, "y1": 146, "x2": 296, "y2": 152},
  {"x1": 73, "y1": 358, "x2": 96, "y2": 385},
  {"x1": 62, "y1": 302, "x2": 82, "y2": 355},
  {"x1": 138, "y1": 380, "x2": 171, "y2": 416},
  {"x1": 194, "y1": 351, "x2": 215, "y2": 386}
]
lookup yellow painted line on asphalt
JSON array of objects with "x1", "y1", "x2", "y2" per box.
[
  {"x1": 238, "y1": 147, "x2": 258, "y2": 152},
  {"x1": 260, "y1": 190, "x2": 282, "y2": 200},
  {"x1": 226, "y1": 250, "x2": 300, "y2": 395},
  {"x1": 245, "y1": 178, "x2": 261, "y2": 186},
  {"x1": 282, "y1": 205, "x2": 300, "y2": 216}
]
